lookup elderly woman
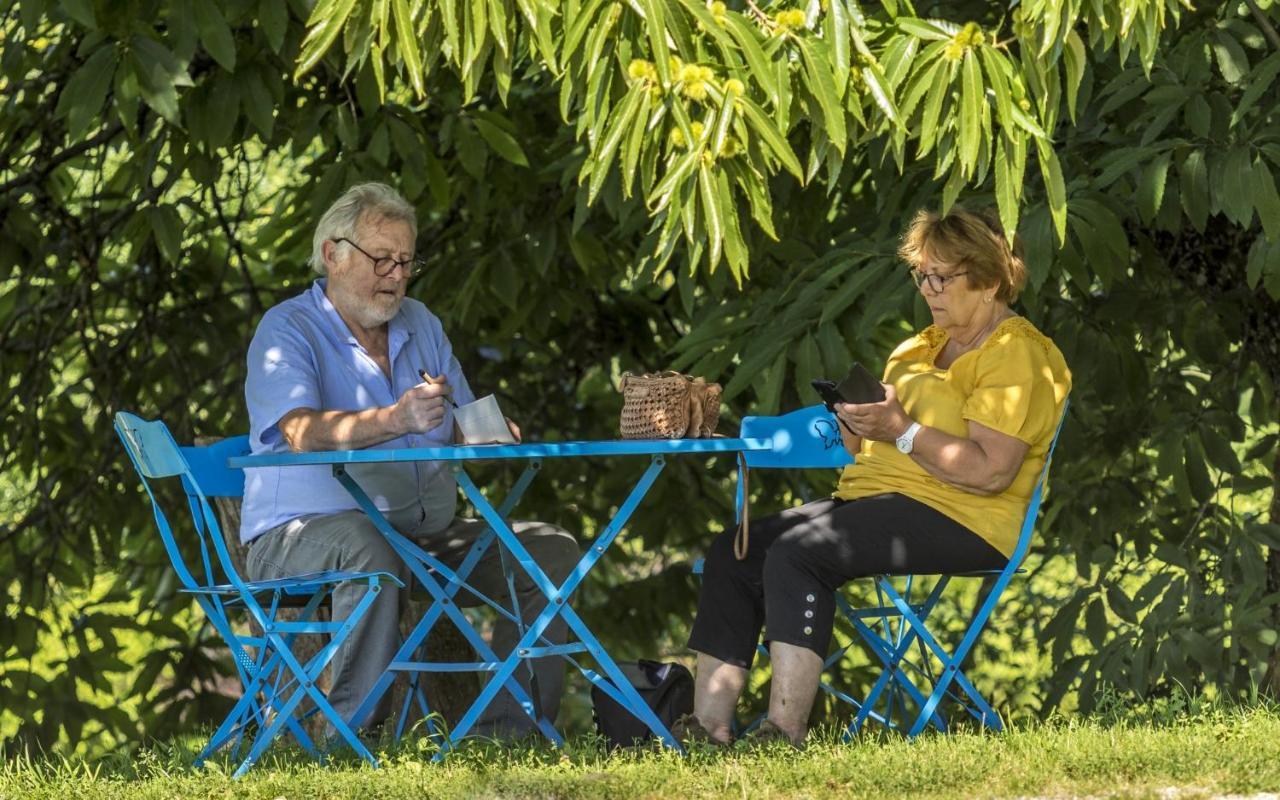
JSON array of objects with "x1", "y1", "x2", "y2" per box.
[{"x1": 680, "y1": 207, "x2": 1072, "y2": 747}]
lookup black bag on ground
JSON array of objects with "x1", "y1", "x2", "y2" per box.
[{"x1": 591, "y1": 659, "x2": 694, "y2": 748}]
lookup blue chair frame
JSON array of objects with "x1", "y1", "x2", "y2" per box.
[
  {"x1": 717, "y1": 401, "x2": 1067, "y2": 739},
  {"x1": 114, "y1": 412, "x2": 403, "y2": 777}
]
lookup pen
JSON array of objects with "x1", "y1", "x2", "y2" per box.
[{"x1": 419, "y1": 369, "x2": 459, "y2": 408}]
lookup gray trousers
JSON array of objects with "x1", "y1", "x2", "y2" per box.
[{"x1": 245, "y1": 509, "x2": 579, "y2": 738}]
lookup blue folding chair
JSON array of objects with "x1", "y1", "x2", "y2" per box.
[
  {"x1": 702, "y1": 401, "x2": 1067, "y2": 739},
  {"x1": 114, "y1": 412, "x2": 403, "y2": 777}
]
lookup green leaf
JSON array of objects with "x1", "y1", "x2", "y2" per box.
[
  {"x1": 440, "y1": 0, "x2": 461, "y2": 63},
  {"x1": 1085, "y1": 598, "x2": 1108, "y2": 644},
  {"x1": 1179, "y1": 149, "x2": 1209, "y2": 231},
  {"x1": 1233, "y1": 53, "x2": 1280, "y2": 126},
  {"x1": 896, "y1": 17, "x2": 952, "y2": 41},
  {"x1": 193, "y1": 2, "x2": 236, "y2": 71},
  {"x1": 259, "y1": 0, "x2": 287, "y2": 53},
  {"x1": 1036, "y1": 139, "x2": 1068, "y2": 244},
  {"x1": 826, "y1": 0, "x2": 850, "y2": 99},
  {"x1": 819, "y1": 261, "x2": 886, "y2": 326},
  {"x1": 641, "y1": 0, "x2": 670, "y2": 88},
  {"x1": 716, "y1": 168, "x2": 748, "y2": 283},
  {"x1": 1247, "y1": 237, "x2": 1269, "y2": 289},
  {"x1": 1106, "y1": 585, "x2": 1139, "y2": 624},
  {"x1": 129, "y1": 36, "x2": 190, "y2": 123},
  {"x1": 392, "y1": 0, "x2": 425, "y2": 97},
  {"x1": 918, "y1": 67, "x2": 948, "y2": 156},
  {"x1": 861, "y1": 61, "x2": 904, "y2": 129},
  {"x1": 994, "y1": 136, "x2": 1020, "y2": 245},
  {"x1": 900, "y1": 56, "x2": 943, "y2": 121},
  {"x1": 959, "y1": 50, "x2": 982, "y2": 175},
  {"x1": 144, "y1": 206, "x2": 183, "y2": 265},
  {"x1": 1220, "y1": 146, "x2": 1255, "y2": 226},
  {"x1": 297, "y1": 0, "x2": 358, "y2": 78},
  {"x1": 1185, "y1": 94, "x2": 1211, "y2": 139},
  {"x1": 719, "y1": 10, "x2": 779, "y2": 107},
  {"x1": 471, "y1": 112, "x2": 528, "y2": 167},
  {"x1": 55, "y1": 45, "x2": 118, "y2": 139},
  {"x1": 1198, "y1": 426, "x2": 1241, "y2": 475},
  {"x1": 562, "y1": 0, "x2": 607, "y2": 62},
  {"x1": 621, "y1": 90, "x2": 653, "y2": 199},
  {"x1": 1062, "y1": 29, "x2": 1086, "y2": 122},
  {"x1": 1212, "y1": 31, "x2": 1249, "y2": 85},
  {"x1": 1184, "y1": 434, "x2": 1214, "y2": 503},
  {"x1": 1137, "y1": 151, "x2": 1171, "y2": 224},
  {"x1": 738, "y1": 95, "x2": 803, "y2": 180},
  {"x1": 1252, "y1": 157, "x2": 1280, "y2": 242},
  {"x1": 698, "y1": 163, "x2": 723, "y2": 271},
  {"x1": 979, "y1": 46, "x2": 1012, "y2": 130},
  {"x1": 587, "y1": 85, "x2": 643, "y2": 202},
  {"x1": 59, "y1": 0, "x2": 95, "y2": 28},
  {"x1": 796, "y1": 37, "x2": 847, "y2": 153},
  {"x1": 708, "y1": 96, "x2": 735, "y2": 162},
  {"x1": 242, "y1": 70, "x2": 275, "y2": 139},
  {"x1": 649, "y1": 147, "x2": 701, "y2": 212}
]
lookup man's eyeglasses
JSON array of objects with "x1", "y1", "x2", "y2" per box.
[
  {"x1": 910, "y1": 269, "x2": 968, "y2": 293},
  {"x1": 332, "y1": 237, "x2": 423, "y2": 278}
]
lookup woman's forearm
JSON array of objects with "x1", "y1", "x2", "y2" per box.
[
  {"x1": 907, "y1": 425, "x2": 1014, "y2": 495},
  {"x1": 838, "y1": 422, "x2": 863, "y2": 460}
]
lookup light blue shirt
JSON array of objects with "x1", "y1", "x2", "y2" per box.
[{"x1": 239, "y1": 280, "x2": 476, "y2": 544}]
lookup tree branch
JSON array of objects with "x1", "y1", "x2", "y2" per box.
[
  {"x1": 1245, "y1": 0, "x2": 1280, "y2": 51},
  {"x1": 0, "y1": 122, "x2": 124, "y2": 197}
]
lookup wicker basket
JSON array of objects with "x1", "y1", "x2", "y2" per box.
[{"x1": 618, "y1": 372, "x2": 722, "y2": 439}]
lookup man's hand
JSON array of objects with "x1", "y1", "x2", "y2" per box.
[
  {"x1": 394, "y1": 375, "x2": 452, "y2": 435},
  {"x1": 836, "y1": 383, "x2": 913, "y2": 442}
]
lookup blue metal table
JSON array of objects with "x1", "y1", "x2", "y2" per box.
[{"x1": 230, "y1": 437, "x2": 771, "y2": 756}]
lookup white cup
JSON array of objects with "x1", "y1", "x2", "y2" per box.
[{"x1": 453, "y1": 394, "x2": 516, "y2": 444}]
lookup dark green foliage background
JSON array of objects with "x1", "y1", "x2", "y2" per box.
[{"x1": 2, "y1": 0, "x2": 1279, "y2": 754}]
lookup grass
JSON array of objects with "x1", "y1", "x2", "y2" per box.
[{"x1": 5, "y1": 704, "x2": 1280, "y2": 799}]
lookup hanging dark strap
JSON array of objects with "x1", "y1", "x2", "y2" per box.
[{"x1": 734, "y1": 452, "x2": 750, "y2": 560}]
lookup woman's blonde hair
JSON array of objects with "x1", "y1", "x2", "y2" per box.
[{"x1": 897, "y1": 207, "x2": 1028, "y2": 303}]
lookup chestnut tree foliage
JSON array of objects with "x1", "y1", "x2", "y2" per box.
[{"x1": 2, "y1": 0, "x2": 1280, "y2": 752}]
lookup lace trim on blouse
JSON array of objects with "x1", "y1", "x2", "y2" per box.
[{"x1": 918, "y1": 316, "x2": 1051, "y2": 360}]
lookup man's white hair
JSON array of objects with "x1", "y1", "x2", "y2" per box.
[{"x1": 310, "y1": 182, "x2": 418, "y2": 275}]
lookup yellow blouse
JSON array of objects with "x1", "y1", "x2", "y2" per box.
[{"x1": 834, "y1": 316, "x2": 1072, "y2": 558}]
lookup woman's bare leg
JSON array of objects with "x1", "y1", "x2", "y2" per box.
[
  {"x1": 692, "y1": 651, "x2": 747, "y2": 743},
  {"x1": 766, "y1": 641, "x2": 823, "y2": 744}
]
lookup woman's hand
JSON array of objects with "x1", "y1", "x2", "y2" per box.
[{"x1": 836, "y1": 383, "x2": 913, "y2": 442}]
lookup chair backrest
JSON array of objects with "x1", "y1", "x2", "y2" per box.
[
  {"x1": 115, "y1": 411, "x2": 248, "y2": 593},
  {"x1": 181, "y1": 435, "x2": 250, "y2": 498},
  {"x1": 740, "y1": 404, "x2": 854, "y2": 469},
  {"x1": 1005, "y1": 398, "x2": 1070, "y2": 566}
]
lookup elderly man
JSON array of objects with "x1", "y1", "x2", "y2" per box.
[{"x1": 240, "y1": 181, "x2": 578, "y2": 738}]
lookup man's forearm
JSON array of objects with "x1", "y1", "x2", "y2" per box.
[{"x1": 279, "y1": 406, "x2": 405, "y2": 452}]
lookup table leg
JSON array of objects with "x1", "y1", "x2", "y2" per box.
[
  {"x1": 448, "y1": 455, "x2": 684, "y2": 753},
  {"x1": 334, "y1": 464, "x2": 559, "y2": 742}
]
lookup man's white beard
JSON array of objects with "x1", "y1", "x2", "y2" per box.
[{"x1": 330, "y1": 279, "x2": 401, "y2": 329}]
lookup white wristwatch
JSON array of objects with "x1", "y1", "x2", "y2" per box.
[{"x1": 895, "y1": 422, "x2": 922, "y2": 454}]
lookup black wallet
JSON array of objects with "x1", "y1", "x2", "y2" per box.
[{"x1": 811, "y1": 362, "x2": 885, "y2": 410}]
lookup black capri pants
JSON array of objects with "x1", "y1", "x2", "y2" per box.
[{"x1": 687, "y1": 493, "x2": 1007, "y2": 667}]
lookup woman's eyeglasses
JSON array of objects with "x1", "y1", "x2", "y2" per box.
[
  {"x1": 910, "y1": 269, "x2": 968, "y2": 293},
  {"x1": 332, "y1": 237, "x2": 424, "y2": 278}
]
